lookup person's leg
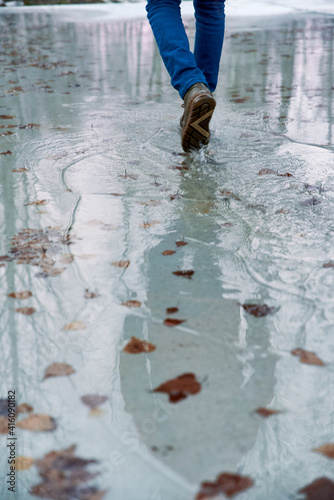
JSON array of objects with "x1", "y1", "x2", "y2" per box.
[
  {"x1": 193, "y1": 0, "x2": 225, "y2": 92},
  {"x1": 146, "y1": 0, "x2": 208, "y2": 98}
]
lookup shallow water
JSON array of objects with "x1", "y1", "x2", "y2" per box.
[{"x1": 0, "y1": 8, "x2": 333, "y2": 500}]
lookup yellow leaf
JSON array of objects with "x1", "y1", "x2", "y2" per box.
[
  {"x1": 17, "y1": 414, "x2": 56, "y2": 432},
  {"x1": 15, "y1": 456, "x2": 34, "y2": 470}
]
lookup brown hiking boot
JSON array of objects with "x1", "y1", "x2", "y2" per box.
[{"x1": 180, "y1": 83, "x2": 216, "y2": 152}]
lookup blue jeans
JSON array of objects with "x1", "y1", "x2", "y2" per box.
[{"x1": 146, "y1": 0, "x2": 225, "y2": 99}]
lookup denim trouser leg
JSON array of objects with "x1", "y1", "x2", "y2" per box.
[
  {"x1": 146, "y1": 0, "x2": 208, "y2": 99},
  {"x1": 194, "y1": 0, "x2": 225, "y2": 92}
]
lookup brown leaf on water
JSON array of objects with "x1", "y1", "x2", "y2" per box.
[
  {"x1": 17, "y1": 403, "x2": 33, "y2": 413},
  {"x1": 162, "y1": 250, "x2": 176, "y2": 256},
  {"x1": 291, "y1": 348, "x2": 325, "y2": 366},
  {"x1": 111, "y1": 260, "x2": 130, "y2": 268},
  {"x1": 153, "y1": 373, "x2": 201, "y2": 403},
  {"x1": 81, "y1": 394, "x2": 108, "y2": 410},
  {"x1": 323, "y1": 261, "x2": 334, "y2": 268},
  {"x1": 230, "y1": 97, "x2": 249, "y2": 103},
  {"x1": 12, "y1": 168, "x2": 29, "y2": 172},
  {"x1": 59, "y1": 253, "x2": 74, "y2": 264},
  {"x1": 166, "y1": 307, "x2": 179, "y2": 315},
  {"x1": 0, "y1": 416, "x2": 8, "y2": 433},
  {"x1": 78, "y1": 254, "x2": 97, "y2": 260},
  {"x1": 0, "y1": 115, "x2": 15, "y2": 119},
  {"x1": 122, "y1": 300, "x2": 141, "y2": 308},
  {"x1": 17, "y1": 414, "x2": 57, "y2": 432},
  {"x1": 313, "y1": 444, "x2": 334, "y2": 459},
  {"x1": 8, "y1": 291, "x2": 32, "y2": 299},
  {"x1": 124, "y1": 336, "x2": 156, "y2": 354},
  {"x1": 25, "y1": 200, "x2": 48, "y2": 206},
  {"x1": 15, "y1": 307, "x2": 36, "y2": 315},
  {"x1": 241, "y1": 303, "x2": 276, "y2": 317},
  {"x1": 84, "y1": 289, "x2": 99, "y2": 299},
  {"x1": 40, "y1": 266, "x2": 66, "y2": 277},
  {"x1": 164, "y1": 318, "x2": 186, "y2": 327},
  {"x1": 278, "y1": 172, "x2": 293, "y2": 177},
  {"x1": 196, "y1": 472, "x2": 254, "y2": 499},
  {"x1": 170, "y1": 193, "x2": 182, "y2": 200},
  {"x1": 255, "y1": 407, "x2": 281, "y2": 418},
  {"x1": 44, "y1": 362, "x2": 75, "y2": 379},
  {"x1": 298, "y1": 477, "x2": 334, "y2": 500},
  {"x1": 15, "y1": 456, "x2": 34, "y2": 471},
  {"x1": 63, "y1": 320, "x2": 86, "y2": 331},
  {"x1": 258, "y1": 168, "x2": 277, "y2": 175},
  {"x1": 0, "y1": 150, "x2": 12, "y2": 155},
  {"x1": 173, "y1": 270, "x2": 194, "y2": 279},
  {"x1": 175, "y1": 241, "x2": 187, "y2": 247},
  {"x1": 139, "y1": 220, "x2": 161, "y2": 229}
]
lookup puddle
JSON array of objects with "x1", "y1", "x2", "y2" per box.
[{"x1": 0, "y1": 8, "x2": 333, "y2": 500}]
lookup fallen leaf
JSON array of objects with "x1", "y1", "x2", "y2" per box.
[
  {"x1": 84, "y1": 289, "x2": 99, "y2": 299},
  {"x1": 63, "y1": 320, "x2": 86, "y2": 331},
  {"x1": 153, "y1": 373, "x2": 201, "y2": 403},
  {"x1": 0, "y1": 150, "x2": 12, "y2": 155},
  {"x1": 255, "y1": 407, "x2": 281, "y2": 418},
  {"x1": 162, "y1": 250, "x2": 176, "y2": 256},
  {"x1": 166, "y1": 307, "x2": 179, "y2": 315},
  {"x1": 298, "y1": 477, "x2": 334, "y2": 500},
  {"x1": 111, "y1": 260, "x2": 130, "y2": 268},
  {"x1": 17, "y1": 414, "x2": 57, "y2": 432},
  {"x1": 60, "y1": 253, "x2": 74, "y2": 264},
  {"x1": 15, "y1": 307, "x2": 36, "y2": 315},
  {"x1": 278, "y1": 172, "x2": 293, "y2": 177},
  {"x1": 173, "y1": 270, "x2": 194, "y2": 279},
  {"x1": 139, "y1": 220, "x2": 161, "y2": 229},
  {"x1": 0, "y1": 416, "x2": 8, "y2": 433},
  {"x1": 15, "y1": 456, "x2": 34, "y2": 471},
  {"x1": 313, "y1": 444, "x2": 334, "y2": 459},
  {"x1": 40, "y1": 266, "x2": 66, "y2": 277},
  {"x1": 221, "y1": 222, "x2": 233, "y2": 227},
  {"x1": 291, "y1": 348, "x2": 325, "y2": 366},
  {"x1": 124, "y1": 336, "x2": 156, "y2": 354},
  {"x1": 241, "y1": 303, "x2": 276, "y2": 317},
  {"x1": 12, "y1": 168, "x2": 29, "y2": 173},
  {"x1": 164, "y1": 318, "x2": 186, "y2": 327},
  {"x1": 175, "y1": 241, "x2": 187, "y2": 247},
  {"x1": 196, "y1": 472, "x2": 254, "y2": 499},
  {"x1": 0, "y1": 115, "x2": 15, "y2": 119},
  {"x1": 323, "y1": 261, "x2": 334, "y2": 268},
  {"x1": 25, "y1": 200, "x2": 48, "y2": 206},
  {"x1": 230, "y1": 97, "x2": 249, "y2": 103},
  {"x1": 44, "y1": 362, "x2": 75, "y2": 379},
  {"x1": 122, "y1": 300, "x2": 141, "y2": 308},
  {"x1": 0, "y1": 255, "x2": 12, "y2": 262},
  {"x1": 8, "y1": 291, "x2": 32, "y2": 299},
  {"x1": 81, "y1": 395, "x2": 109, "y2": 410},
  {"x1": 258, "y1": 168, "x2": 277, "y2": 175},
  {"x1": 17, "y1": 403, "x2": 33, "y2": 413}
]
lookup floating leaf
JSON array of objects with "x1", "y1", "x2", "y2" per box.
[
  {"x1": 162, "y1": 250, "x2": 176, "y2": 256},
  {"x1": 298, "y1": 477, "x2": 334, "y2": 500},
  {"x1": 111, "y1": 260, "x2": 130, "y2": 268},
  {"x1": 0, "y1": 115, "x2": 15, "y2": 119},
  {"x1": 122, "y1": 300, "x2": 141, "y2": 308},
  {"x1": 323, "y1": 261, "x2": 334, "y2": 268},
  {"x1": 17, "y1": 403, "x2": 33, "y2": 414},
  {"x1": 313, "y1": 444, "x2": 334, "y2": 459},
  {"x1": 78, "y1": 254, "x2": 97, "y2": 260},
  {"x1": 153, "y1": 373, "x2": 201, "y2": 403},
  {"x1": 170, "y1": 193, "x2": 182, "y2": 200},
  {"x1": 81, "y1": 395, "x2": 109, "y2": 410},
  {"x1": 25, "y1": 200, "x2": 48, "y2": 206},
  {"x1": 241, "y1": 303, "x2": 276, "y2": 317},
  {"x1": 17, "y1": 414, "x2": 56, "y2": 432},
  {"x1": 196, "y1": 472, "x2": 254, "y2": 499},
  {"x1": 175, "y1": 241, "x2": 187, "y2": 247},
  {"x1": 164, "y1": 318, "x2": 186, "y2": 327},
  {"x1": 63, "y1": 320, "x2": 86, "y2": 331},
  {"x1": 124, "y1": 336, "x2": 156, "y2": 354},
  {"x1": 173, "y1": 270, "x2": 194, "y2": 279},
  {"x1": 166, "y1": 307, "x2": 179, "y2": 315},
  {"x1": 8, "y1": 291, "x2": 32, "y2": 299},
  {"x1": 139, "y1": 220, "x2": 161, "y2": 229},
  {"x1": 258, "y1": 168, "x2": 277, "y2": 175},
  {"x1": 278, "y1": 172, "x2": 293, "y2": 177},
  {"x1": 60, "y1": 253, "x2": 74, "y2": 264},
  {"x1": 291, "y1": 348, "x2": 325, "y2": 366},
  {"x1": 255, "y1": 407, "x2": 281, "y2": 418},
  {"x1": 12, "y1": 168, "x2": 29, "y2": 172},
  {"x1": 44, "y1": 362, "x2": 75, "y2": 379},
  {"x1": 15, "y1": 456, "x2": 34, "y2": 471},
  {"x1": 0, "y1": 150, "x2": 12, "y2": 155},
  {"x1": 15, "y1": 307, "x2": 36, "y2": 315},
  {"x1": 84, "y1": 289, "x2": 99, "y2": 299},
  {"x1": 0, "y1": 416, "x2": 8, "y2": 433}
]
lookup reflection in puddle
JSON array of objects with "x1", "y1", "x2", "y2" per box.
[{"x1": 0, "y1": 9, "x2": 333, "y2": 500}]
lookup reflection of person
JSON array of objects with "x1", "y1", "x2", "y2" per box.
[{"x1": 146, "y1": 0, "x2": 225, "y2": 152}]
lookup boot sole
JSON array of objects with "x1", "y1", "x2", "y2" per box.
[{"x1": 181, "y1": 94, "x2": 216, "y2": 152}]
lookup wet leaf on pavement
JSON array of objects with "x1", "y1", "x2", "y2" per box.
[
  {"x1": 44, "y1": 363, "x2": 75, "y2": 379},
  {"x1": 291, "y1": 348, "x2": 325, "y2": 366},
  {"x1": 124, "y1": 336, "x2": 156, "y2": 354},
  {"x1": 196, "y1": 472, "x2": 254, "y2": 499},
  {"x1": 153, "y1": 373, "x2": 201, "y2": 403},
  {"x1": 17, "y1": 414, "x2": 57, "y2": 432},
  {"x1": 8, "y1": 291, "x2": 32, "y2": 299}
]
